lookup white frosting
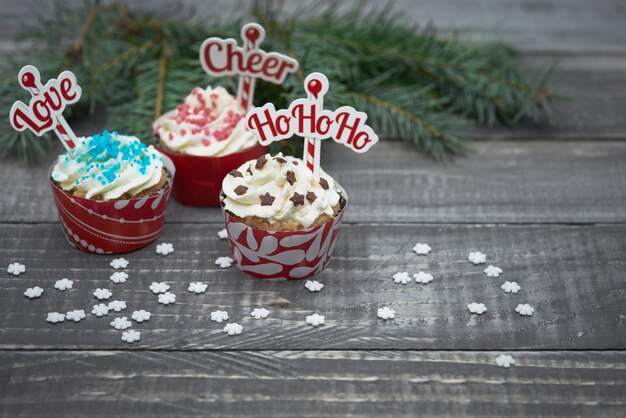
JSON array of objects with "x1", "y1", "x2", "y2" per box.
[
  {"x1": 157, "y1": 86, "x2": 257, "y2": 156},
  {"x1": 221, "y1": 153, "x2": 341, "y2": 228},
  {"x1": 51, "y1": 131, "x2": 164, "y2": 201}
]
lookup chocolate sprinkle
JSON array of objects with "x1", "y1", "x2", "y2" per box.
[
  {"x1": 247, "y1": 165, "x2": 253, "y2": 175},
  {"x1": 260, "y1": 192, "x2": 275, "y2": 206},
  {"x1": 285, "y1": 170, "x2": 296, "y2": 186},
  {"x1": 255, "y1": 155, "x2": 268, "y2": 170},
  {"x1": 290, "y1": 192, "x2": 305, "y2": 206},
  {"x1": 319, "y1": 178, "x2": 329, "y2": 190},
  {"x1": 274, "y1": 157, "x2": 287, "y2": 164},
  {"x1": 234, "y1": 185, "x2": 248, "y2": 195},
  {"x1": 229, "y1": 170, "x2": 243, "y2": 178},
  {"x1": 306, "y1": 191, "x2": 317, "y2": 203}
]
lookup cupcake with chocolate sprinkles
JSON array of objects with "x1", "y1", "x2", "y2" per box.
[{"x1": 221, "y1": 153, "x2": 344, "y2": 231}]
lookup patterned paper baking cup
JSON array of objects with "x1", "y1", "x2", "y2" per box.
[
  {"x1": 49, "y1": 154, "x2": 175, "y2": 254},
  {"x1": 154, "y1": 112, "x2": 267, "y2": 206},
  {"x1": 221, "y1": 185, "x2": 347, "y2": 280}
]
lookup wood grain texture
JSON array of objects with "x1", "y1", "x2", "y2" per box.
[
  {"x1": 0, "y1": 223, "x2": 624, "y2": 350},
  {"x1": 1, "y1": 350, "x2": 625, "y2": 418}
]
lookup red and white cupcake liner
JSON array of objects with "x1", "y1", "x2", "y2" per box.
[
  {"x1": 222, "y1": 186, "x2": 347, "y2": 280},
  {"x1": 154, "y1": 112, "x2": 267, "y2": 206},
  {"x1": 49, "y1": 154, "x2": 175, "y2": 254}
]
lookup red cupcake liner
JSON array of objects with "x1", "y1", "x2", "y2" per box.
[
  {"x1": 49, "y1": 154, "x2": 175, "y2": 254},
  {"x1": 154, "y1": 112, "x2": 267, "y2": 206},
  {"x1": 222, "y1": 185, "x2": 347, "y2": 280}
]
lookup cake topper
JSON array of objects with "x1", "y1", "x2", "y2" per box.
[
  {"x1": 199, "y1": 23, "x2": 299, "y2": 112},
  {"x1": 245, "y1": 72, "x2": 379, "y2": 175},
  {"x1": 9, "y1": 65, "x2": 82, "y2": 156}
]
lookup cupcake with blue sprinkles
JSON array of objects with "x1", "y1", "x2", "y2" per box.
[{"x1": 52, "y1": 130, "x2": 168, "y2": 201}]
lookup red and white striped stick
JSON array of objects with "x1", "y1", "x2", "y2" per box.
[
  {"x1": 236, "y1": 24, "x2": 264, "y2": 112},
  {"x1": 303, "y1": 77, "x2": 324, "y2": 175}
]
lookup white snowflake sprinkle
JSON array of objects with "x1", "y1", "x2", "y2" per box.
[
  {"x1": 223, "y1": 323, "x2": 243, "y2": 336},
  {"x1": 515, "y1": 304, "x2": 534, "y2": 316},
  {"x1": 412, "y1": 243, "x2": 431, "y2": 255},
  {"x1": 306, "y1": 313, "x2": 325, "y2": 327},
  {"x1": 468, "y1": 251, "x2": 486, "y2": 265},
  {"x1": 66, "y1": 310, "x2": 86, "y2": 322},
  {"x1": 251, "y1": 308, "x2": 270, "y2": 319},
  {"x1": 377, "y1": 306, "x2": 395, "y2": 320},
  {"x1": 110, "y1": 317, "x2": 132, "y2": 330},
  {"x1": 7, "y1": 262, "x2": 25, "y2": 276},
  {"x1": 210, "y1": 310, "x2": 229, "y2": 323},
  {"x1": 109, "y1": 271, "x2": 128, "y2": 284},
  {"x1": 46, "y1": 312, "x2": 65, "y2": 323},
  {"x1": 24, "y1": 286, "x2": 43, "y2": 299},
  {"x1": 468, "y1": 302, "x2": 488, "y2": 314},
  {"x1": 156, "y1": 242, "x2": 174, "y2": 256},
  {"x1": 149, "y1": 282, "x2": 170, "y2": 294},
  {"x1": 414, "y1": 271, "x2": 434, "y2": 284},
  {"x1": 484, "y1": 265, "x2": 503, "y2": 278},
  {"x1": 217, "y1": 228, "x2": 228, "y2": 239},
  {"x1": 215, "y1": 256, "x2": 233, "y2": 268},
  {"x1": 131, "y1": 310, "x2": 151, "y2": 323},
  {"x1": 501, "y1": 281, "x2": 521, "y2": 294},
  {"x1": 305, "y1": 280, "x2": 324, "y2": 292},
  {"x1": 54, "y1": 278, "x2": 73, "y2": 291},
  {"x1": 393, "y1": 271, "x2": 411, "y2": 285},
  {"x1": 93, "y1": 288, "x2": 112, "y2": 300},
  {"x1": 188, "y1": 282, "x2": 208, "y2": 294},
  {"x1": 121, "y1": 330, "x2": 141, "y2": 343},
  {"x1": 108, "y1": 300, "x2": 127, "y2": 312},
  {"x1": 158, "y1": 292, "x2": 176, "y2": 305},
  {"x1": 110, "y1": 258, "x2": 129, "y2": 269},
  {"x1": 91, "y1": 303, "x2": 110, "y2": 317},
  {"x1": 495, "y1": 354, "x2": 516, "y2": 368}
]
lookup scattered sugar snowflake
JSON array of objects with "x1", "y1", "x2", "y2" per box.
[
  {"x1": 66, "y1": 310, "x2": 86, "y2": 322},
  {"x1": 149, "y1": 282, "x2": 170, "y2": 294},
  {"x1": 501, "y1": 281, "x2": 521, "y2": 294},
  {"x1": 121, "y1": 330, "x2": 141, "y2": 343},
  {"x1": 468, "y1": 302, "x2": 488, "y2": 314},
  {"x1": 156, "y1": 242, "x2": 174, "y2": 256},
  {"x1": 414, "y1": 271, "x2": 434, "y2": 284},
  {"x1": 223, "y1": 323, "x2": 243, "y2": 336},
  {"x1": 251, "y1": 308, "x2": 270, "y2": 319},
  {"x1": 24, "y1": 286, "x2": 43, "y2": 299},
  {"x1": 158, "y1": 292, "x2": 176, "y2": 305},
  {"x1": 412, "y1": 243, "x2": 431, "y2": 255},
  {"x1": 210, "y1": 310, "x2": 229, "y2": 323},
  {"x1": 495, "y1": 354, "x2": 516, "y2": 368},
  {"x1": 468, "y1": 251, "x2": 486, "y2": 265},
  {"x1": 306, "y1": 313, "x2": 325, "y2": 327},
  {"x1": 91, "y1": 303, "x2": 110, "y2": 317},
  {"x1": 131, "y1": 310, "x2": 151, "y2": 323},
  {"x1": 93, "y1": 288, "x2": 112, "y2": 300},
  {"x1": 109, "y1": 271, "x2": 128, "y2": 284},
  {"x1": 110, "y1": 317, "x2": 132, "y2": 330},
  {"x1": 215, "y1": 256, "x2": 234, "y2": 268},
  {"x1": 305, "y1": 280, "x2": 324, "y2": 292},
  {"x1": 393, "y1": 271, "x2": 411, "y2": 285},
  {"x1": 54, "y1": 278, "x2": 73, "y2": 291},
  {"x1": 377, "y1": 306, "x2": 395, "y2": 320},
  {"x1": 110, "y1": 258, "x2": 129, "y2": 269},
  {"x1": 217, "y1": 228, "x2": 228, "y2": 239},
  {"x1": 484, "y1": 265, "x2": 503, "y2": 278},
  {"x1": 7, "y1": 262, "x2": 25, "y2": 276},
  {"x1": 188, "y1": 282, "x2": 208, "y2": 294},
  {"x1": 515, "y1": 304, "x2": 534, "y2": 316},
  {"x1": 108, "y1": 300, "x2": 127, "y2": 312},
  {"x1": 46, "y1": 312, "x2": 65, "y2": 323}
]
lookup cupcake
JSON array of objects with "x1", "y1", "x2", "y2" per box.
[
  {"x1": 49, "y1": 130, "x2": 175, "y2": 254},
  {"x1": 154, "y1": 86, "x2": 266, "y2": 206},
  {"x1": 220, "y1": 153, "x2": 347, "y2": 280}
]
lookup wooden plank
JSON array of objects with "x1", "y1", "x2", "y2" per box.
[
  {"x1": 1, "y1": 350, "x2": 625, "y2": 417},
  {"x1": 0, "y1": 223, "x2": 624, "y2": 350},
  {"x1": 2, "y1": 140, "x2": 625, "y2": 224}
]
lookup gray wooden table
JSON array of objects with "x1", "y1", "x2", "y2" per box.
[{"x1": 1, "y1": 1, "x2": 625, "y2": 417}]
